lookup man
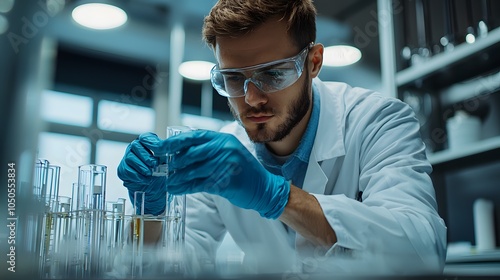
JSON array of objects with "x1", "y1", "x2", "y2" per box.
[{"x1": 118, "y1": 0, "x2": 447, "y2": 276}]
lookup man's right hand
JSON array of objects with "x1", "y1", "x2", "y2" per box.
[{"x1": 117, "y1": 132, "x2": 167, "y2": 215}]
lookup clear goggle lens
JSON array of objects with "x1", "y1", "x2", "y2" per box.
[{"x1": 210, "y1": 43, "x2": 311, "y2": 98}]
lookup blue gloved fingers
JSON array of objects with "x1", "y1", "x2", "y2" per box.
[
  {"x1": 256, "y1": 175, "x2": 290, "y2": 219},
  {"x1": 167, "y1": 174, "x2": 230, "y2": 196},
  {"x1": 128, "y1": 176, "x2": 167, "y2": 215},
  {"x1": 121, "y1": 144, "x2": 154, "y2": 177},
  {"x1": 135, "y1": 132, "x2": 170, "y2": 169},
  {"x1": 146, "y1": 176, "x2": 168, "y2": 202},
  {"x1": 161, "y1": 130, "x2": 220, "y2": 155},
  {"x1": 167, "y1": 158, "x2": 234, "y2": 189},
  {"x1": 129, "y1": 139, "x2": 160, "y2": 167},
  {"x1": 166, "y1": 143, "x2": 225, "y2": 171},
  {"x1": 138, "y1": 132, "x2": 162, "y2": 144},
  {"x1": 117, "y1": 147, "x2": 152, "y2": 186},
  {"x1": 137, "y1": 132, "x2": 165, "y2": 155},
  {"x1": 167, "y1": 134, "x2": 248, "y2": 171},
  {"x1": 138, "y1": 131, "x2": 173, "y2": 157}
]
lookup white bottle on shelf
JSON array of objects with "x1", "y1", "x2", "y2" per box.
[
  {"x1": 446, "y1": 110, "x2": 481, "y2": 150},
  {"x1": 473, "y1": 198, "x2": 496, "y2": 251}
]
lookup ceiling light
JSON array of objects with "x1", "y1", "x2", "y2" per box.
[
  {"x1": 323, "y1": 45, "x2": 362, "y2": 67},
  {"x1": 72, "y1": 3, "x2": 127, "y2": 30},
  {"x1": 179, "y1": 61, "x2": 215, "y2": 81},
  {"x1": 0, "y1": 0, "x2": 14, "y2": 13},
  {"x1": 0, "y1": 15, "x2": 8, "y2": 34}
]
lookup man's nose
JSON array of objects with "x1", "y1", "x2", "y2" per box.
[{"x1": 244, "y1": 80, "x2": 267, "y2": 107}]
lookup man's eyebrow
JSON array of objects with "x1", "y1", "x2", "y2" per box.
[{"x1": 221, "y1": 70, "x2": 245, "y2": 75}]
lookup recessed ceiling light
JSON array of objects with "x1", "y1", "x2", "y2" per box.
[
  {"x1": 72, "y1": 3, "x2": 127, "y2": 30},
  {"x1": 179, "y1": 61, "x2": 216, "y2": 81},
  {"x1": 0, "y1": 0, "x2": 14, "y2": 13},
  {"x1": 0, "y1": 15, "x2": 8, "y2": 34},
  {"x1": 323, "y1": 45, "x2": 362, "y2": 67}
]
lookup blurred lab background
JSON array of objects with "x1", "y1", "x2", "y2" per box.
[{"x1": 1, "y1": 0, "x2": 500, "y2": 278}]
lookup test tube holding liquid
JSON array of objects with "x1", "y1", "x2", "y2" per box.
[
  {"x1": 39, "y1": 162, "x2": 62, "y2": 278},
  {"x1": 104, "y1": 198, "x2": 126, "y2": 273},
  {"x1": 151, "y1": 126, "x2": 191, "y2": 275},
  {"x1": 47, "y1": 165, "x2": 61, "y2": 212},
  {"x1": 77, "y1": 164, "x2": 107, "y2": 278},
  {"x1": 49, "y1": 196, "x2": 72, "y2": 278},
  {"x1": 33, "y1": 159, "x2": 50, "y2": 200},
  {"x1": 106, "y1": 199, "x2": 126, "y2": 248},
  {"x1": 31, "y1": 159, "x2": 49, "y2": 247},
  {"x1": 151, "y1": 125, "x2": 194, "y2": 176},
  {"x1": 132, "y1": 191, "x2": 145, "y2": 279}
]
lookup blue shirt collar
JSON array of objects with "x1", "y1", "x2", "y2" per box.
[{"x1": 255, "y1": 84, "x2": 320, "y2": 187}]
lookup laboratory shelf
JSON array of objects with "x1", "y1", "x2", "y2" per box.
[
  {"x1": 445, "y1": 250, "x2": 500, "y2": 276},
  {"x1": 427, "y1": 135, "x2": 500, "y2": 166},
  {"x1": 396, "y1": 27, "x2": 500, "y2": 88},
  {"x1": 446, "y1": 249, "x2": 500, "y2": 264},
  {"x1": 444, "y1": 262, "x2": 500, "y2": 277}
]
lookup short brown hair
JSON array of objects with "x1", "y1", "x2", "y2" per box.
[{"x1": 202, "y1": 0, "x2": 316, "y2": 50}]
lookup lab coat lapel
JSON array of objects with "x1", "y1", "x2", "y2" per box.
[
  {"x1": 295, "y1": 79, "x2": 349, "y2": 267},
  {"x1": 301, "y1": 79, "x2": 347, "y2": 195},
  {"x1": 302, "y1": 152, "x2": 328, "y2": 194}
]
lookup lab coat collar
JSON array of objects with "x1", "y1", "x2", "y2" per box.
[
  {"x1": 301, "y1": 79, "x2": 346, "y2": 195},
  {"x1": 311, "y1": 78, "x2": 346, "y2": 162}
]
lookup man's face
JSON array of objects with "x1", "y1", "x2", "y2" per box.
[{"x1": 214, "y1": 19, "x2": 312, "y2": 143}]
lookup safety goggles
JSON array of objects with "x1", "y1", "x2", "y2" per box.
[{"x1": 210, "y1": 42, "x2": 313, "y2": 98}]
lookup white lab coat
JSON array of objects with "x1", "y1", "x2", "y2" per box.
[{"x1": 183, "y1": 79, "x2": 447, "y2": 276}]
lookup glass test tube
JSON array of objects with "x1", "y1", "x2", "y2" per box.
[
  {"x1": 21, "y1": 159, "x2": 49, "y2": 279},
  {"x1": 104, "y1": 198, "x2": 126, "y2": 274},
  {"x1": 71, "y1": 182, "x2": 81, "y2": 212},
  {"x1": 160, "y1": 126, "x2": 189, "y2": 243},
  {"x1": 132, "y1": 191, "x2": 145, "y2": 279},
  {"x1": 106, "y1": 199, "x2": 126, "y2": 250},
  {"x1": 77, "y1": 164, "x2": 107, "y2": 278},
  {"x1": 163, "y1": 194, "x2": 187, "y2": 275},
  {"x1": 33, "y1": 159, "x2": 50, "y2": 200},
  {"x1": 165, "y1": 126, "x2": 191, "y2": 275},
  {"x1": 47, "y1": 165, "x2": 61, "y2": 212},
  {"x1": 147, "y1": 126, "x2": 190, "y2": 276},
  {"x1": 40, "y1": 164, "x2": 63, "y2": 278},
  {"x1": 50, "y1": 196, "x2": 71, "y2": 278},
  {"x1": 151, "y1": 125, "x2": 194, "y2": 176},
  {"x1": 66, "y1": 182, "x2": 83, "y2": 278},
  {"x1": 78, "y1": 164, "x2": 107, "y2": 210}
]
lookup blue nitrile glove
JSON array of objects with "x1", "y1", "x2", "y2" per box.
[
  {"x1": 117, "y1": 132, "x2": 167, "y2": 215},
  {"x1": 143, "y1": 130, "x2": 291, "y2": 219}
]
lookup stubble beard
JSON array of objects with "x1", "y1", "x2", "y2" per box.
[{"x1": 229, "y1": 72, "x2": 311, "y2": 143}]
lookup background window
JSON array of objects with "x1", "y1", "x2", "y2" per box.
[
  {"x1": 41, "y1": 90, "x2": 93, "y2": 127},
  {"x1": 98, "y1": 99, "x2": 155, "y2": 134},
  {"x1": 37, "y1": 132, "x2": 91, "y2": 198}
]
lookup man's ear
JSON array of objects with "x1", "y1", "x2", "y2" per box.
[{"x1": 309, "y1": 43, "x2": 324, "y2": 78}]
